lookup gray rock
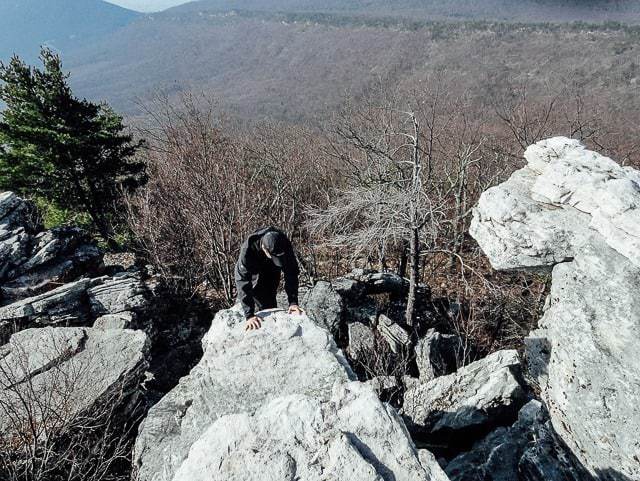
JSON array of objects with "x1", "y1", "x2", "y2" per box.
[
  {"x1": 347, "y1": 269, "x2": 409, "y2": 297},
  {"x1": 402, "y1": 350, "x2": 526, "y2": 439},
  {"x1": 470, "y1": 137, "x2": 640, "y2": 479},
  {"x1": 2, "y1": 227, "x2": 103, "y2": 300},
  {"x1": 93, "y1": 311, "x2": 136, "y2": 329},
  {"x1": 88, "y1": 271, "x2": 150, "y2": 315},
  {"x1": 300, "y1": 280, "x2": 344, "y2": 335},
  {"x1": 172, "y1": 382, "x2": 450, "y2": 481},
  {"x1": 415, "y1": 329, "x2": 462, "y2": 382},
  {"x1": 377, "y1": 313, "x2": 411, "y2": 354},
  {"x1": 365, "y1": 376, "x2": 400, "y2": 397},
  {"x1": 0, "y1": 193, "x2": 103, "y2": 302},
  {"x1": 301, "y1": 270, "x2": 411, "y2": 341},
  {"x1": 0, "y1": 272, "x2": 153, "y2": 340},
  {"x1": 347, "y1": 321, "x2": 375, "y2": 360},
  {"x1": 0, "y1": 278, "x2": 100, "y2": 334},
  {"x1": 0, "y1": 326, "x2": 148, "y2": 436},
  {"x1": 134, "y1": 307, "x2": 444, "y2": 481},
  {"x1": 445, "y1": 400, "x2": 591, "y2": 481},
  {"x1": 0, "y1": 228, "x2": 30, "y2": 282},
  {"x1": 0, "y1": 191, "x2": 39, "y2": 232}
]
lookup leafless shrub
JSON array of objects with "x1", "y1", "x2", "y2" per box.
[{"x1": 126, "y1": 93, "x2": 332, "y2": 302}]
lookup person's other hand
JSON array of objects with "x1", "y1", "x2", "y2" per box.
[
  {"x1": 245, "y1": 316, "x2": 262, "y2": 331},
  {"x1": 288, "y1": 304, "x2": 304, "y2": 316}
]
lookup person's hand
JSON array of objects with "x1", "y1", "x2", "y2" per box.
[
  {"x1": 245, "y1": 316, "x2": 262, "y2": 331},
  {"x1": 288, "y1": 304, "x2": 304, "y2": 316}
]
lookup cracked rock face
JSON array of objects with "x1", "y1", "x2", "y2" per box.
[
  {"x1": 134, "y1": 308, "x2": 445, "y2": 481},
  {"x1": 470, "y1": 137, "x2": 640, "y2": 479},
  {"x1": 174, "y1": 383, "x2": 450, "y2": 481},
  {"x1": 0, "y1": 326, "x2": 149, "y2": 435}
]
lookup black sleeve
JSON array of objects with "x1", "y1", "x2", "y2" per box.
[
  {"x1": 282, "y1": 248, "x2": 300, "y2": 306},
  {"x1": 235, "y1": 260, "x2": 255, "y2": 319}
]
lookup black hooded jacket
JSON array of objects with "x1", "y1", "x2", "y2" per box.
[{"x1": 234, "y1": 227, "x2": 299, "y2": 319}]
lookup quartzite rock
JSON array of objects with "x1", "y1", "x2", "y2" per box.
[
  {"x1": 88, "y1": 271, "x2": 150, "y2": 316},
  {"x1": 415, "y1": 329, "x2": 462, "y2": 382},
  {"x1": 347, "y1": 321, "x2": 376, "y2": 360},
  {"x1": 173, "y1": 382, "x2": 451, "y2": 481},
  {"x1": 300, "y1": 270, "x2": 410, "y2": 341},
  {"x1": 402, "y1": 350, "x2": 526, "y2": 440},
  {"x1": 134, "y1": 307, "x2": 446, "y2": 481},
  {"x1": 470, "y1": 137, "x2": 640, "y2": 479},
  {"x1": 0, "y1": 278, "x2": 100, "y2": 334},
  {"x1": 0, "y1": 192, "x2": 103, "y2": 303},
  {"x1": 0, "y1": 326, "x2": 148, "y2": 436}
]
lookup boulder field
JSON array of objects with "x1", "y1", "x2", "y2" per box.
[{"x1": 1, "y1": 135, "x2": 639, "y2": 481}]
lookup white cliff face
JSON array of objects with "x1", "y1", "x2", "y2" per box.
[
  {"x1": 470, "y1": 137, "x2": 640, "y2": 479},
  {"x1": 134, "y1": 307, "x2": 447, "y2": 481}
]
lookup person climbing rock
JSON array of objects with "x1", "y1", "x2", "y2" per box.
[{"x1": 235, "y1": 227, "x2": 303, "y2": 331}]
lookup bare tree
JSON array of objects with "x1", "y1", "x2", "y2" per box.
[{"x1": 307, "y1": 87, "x2": 448, "y2": 326}]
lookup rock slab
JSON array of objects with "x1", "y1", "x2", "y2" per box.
[
  {"x1": 0, "y1": 326, "x2": 148, "y2": 435},
  {"x1": 402, "y1": 350, "x2": 526, "y2": 439}
]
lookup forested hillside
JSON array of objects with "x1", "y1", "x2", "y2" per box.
[
  {"x1": 172, "y1": 0, "x2": 640, "y2": 23},
  {"x1": 65, "y1": 11, "x2": 640, "y2": 123}
]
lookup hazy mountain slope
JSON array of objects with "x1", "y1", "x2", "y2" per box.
[
  {"x1": 171, "y1": 0, "x2": 640, "y2": 23},
  {"x1": 0, "y1": 0, "x2": 139, "y2": 63},
  {"x1": 64, "y1": 12, "x2": 640, "y2": 121}
]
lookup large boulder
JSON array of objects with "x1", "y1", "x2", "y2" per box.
[
  {"x1": 445, "y1": 400, "x2": 591, "y2": 481},
  {"x1": 470, "y1": 137, "x2": 640, "y2": 479},
  {"x1": 0, "y1": 326, "x2": 149, "y2": 436},
  {"x1": 173, "y1": 382, "x2": 450, "y2": 481},
  {"x1": 402, "y1": 350, "x2": 526, "y2": 442},
  {"x1": 134, "y1": 307, "x2": 446, "y2": 481}
]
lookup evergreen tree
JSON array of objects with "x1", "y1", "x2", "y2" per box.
[{"x1": 0, "y1": 48, "x2": 146, "y2": 248}]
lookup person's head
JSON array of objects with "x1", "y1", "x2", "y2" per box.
[{"x1": 261, "y1": 231, "x2": 286, "y2": 267}]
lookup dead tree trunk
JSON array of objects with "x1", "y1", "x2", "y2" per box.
[{"x1": 405, "y1": 113, "x2": 422, "y2": 327}]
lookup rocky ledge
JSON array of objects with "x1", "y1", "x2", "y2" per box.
[
  {"x1": 470, "y1": 137, "x2": 640, "y2": 479},
  {"x1": 133, "y1": 307, "x2": 448, "y2": 481}
]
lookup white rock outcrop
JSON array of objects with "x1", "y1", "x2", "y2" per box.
[
  {"x1": 0, "y1": 326, "x2": 148, "y2": 435},
  {"x1": 134, "y1": 307, "x2": 447, "y2": 481},
  {"x1": 470, "y1": 137, "x2": 640, "y2": 479}
]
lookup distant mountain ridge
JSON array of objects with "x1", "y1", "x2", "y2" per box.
[
  {"x1": 0, "y1": 0, "x2": 139, "y2": 64},
  {"x1": 170, "y1": 0, "x2": 640, "y2": 23}
]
